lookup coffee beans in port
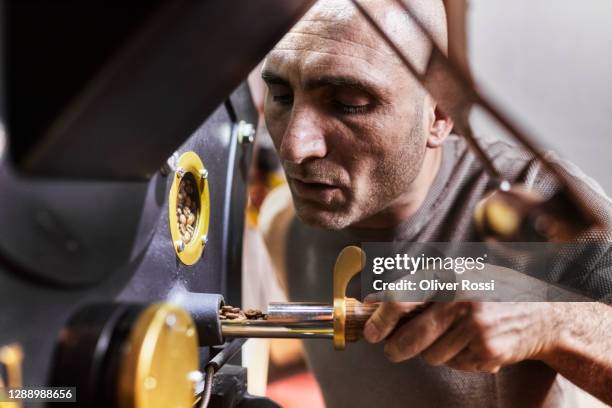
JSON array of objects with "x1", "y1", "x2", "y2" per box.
[{"x1": 176, "y1": 174, "x2": 199, "y2": 244}]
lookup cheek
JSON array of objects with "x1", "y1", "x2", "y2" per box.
[{"x1": 263, "y1": 107, "x2": 289, "y2": 149}]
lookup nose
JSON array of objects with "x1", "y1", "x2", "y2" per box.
[{"x1": 279, "y1": 106, "x2": 327, "y2": 164}]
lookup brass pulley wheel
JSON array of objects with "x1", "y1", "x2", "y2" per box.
[
  {"x1": 118, "y1": 303, "x2": 199, "y2": 408},
  {"x1": 168, "y1": 151, "x2": 211, "y2": 265}
]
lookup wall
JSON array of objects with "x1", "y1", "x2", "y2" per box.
[{"x1": 467, "y1": 0, "x2": 612, "y2": 194}]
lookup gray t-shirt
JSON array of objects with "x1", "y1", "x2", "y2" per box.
[{"x1": 282, "y1": 135, "x2": 612, "y2": 407}]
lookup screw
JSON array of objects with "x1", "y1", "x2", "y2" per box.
[
  {"x1": 201, "y1": 234, "x2": 208, "y2": 246},
  {"x1": 159, "y1": 162, "x2": 172, "y2": 177},
  {"x1": 161, "y1": 152, "x2": 180, "y2": 176},
  {"x1": 199, "y1": 168, "x2": 208, "y2": 179},
  {"x1": 237, "y1": 120, "x2": 255, "y2": 144},
  {"x1": 175, "y1": 240, "x2": 185, "y2": 252},
  {"x1": 165, "y1": 314, "x2": 177, "y2": 328},
  {"x1": 144, "y1": 376, "x2": 157, "y2": 390}
]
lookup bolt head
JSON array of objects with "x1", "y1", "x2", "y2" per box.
[
  {"x1": 144, "y1": 376, "x2": 157, "y2": 390},
  {"x1": 238, "y1": 121, "x2": 255, "y2": 144},
  {"x1": 165, "y1": 314, "x2": 177, "y2": 328}
]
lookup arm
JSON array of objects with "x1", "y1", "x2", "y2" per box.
[
  {"x1": 363, "y1": 300, "x2": 612, "y2": 405},
  {"x1": 542, "y1": 302, "x2": 612, "y2": 405}
]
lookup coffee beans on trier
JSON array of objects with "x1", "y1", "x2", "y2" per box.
[{"x1": 219, "y1": 305, "x2": 268, "y2": 321}]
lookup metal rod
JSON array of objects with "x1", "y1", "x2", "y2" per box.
[
  {"x1": 221, "y1": 320, "x2": 333, "y2": 339},
  {"x1": 351, "y1": 0, "x2": 597, "y2": 228},
  {"x1": 349, "y1": 0, "x2": 501, "y2": 180},
  {"x1": 221, "y1": 303, "x2": 334, "y2": 339},
  {"x1": 267, "y1": 302, "x2": 333, "y2": 322}
]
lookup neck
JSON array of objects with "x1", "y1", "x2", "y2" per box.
[{"x1": 352, "y1": 146, "x2": 443, "y2": 229}]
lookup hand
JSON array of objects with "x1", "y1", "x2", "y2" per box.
[{"x1": 363, "y1": 301, "x2": 563, "y2": 373}]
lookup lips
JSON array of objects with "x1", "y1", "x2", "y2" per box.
[{"x1": 290, "y1": 177, "x2": 340, "y2": 202}]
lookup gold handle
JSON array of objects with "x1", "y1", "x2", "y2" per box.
[{"x1": 332, "y1": 246, "x2": 365, "y2": 349}]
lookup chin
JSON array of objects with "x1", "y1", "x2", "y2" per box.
[{"x1": 294, "y1": 201, "x2": 356, "y2": 230}]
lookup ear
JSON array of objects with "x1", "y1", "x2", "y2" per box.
[{"x1": 426, "y1": 103, "x2": 454, "y2": 148}]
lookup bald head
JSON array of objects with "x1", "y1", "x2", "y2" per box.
[
  {"x1": 298, "y1": 0, "x2": 447, "y2": 72},
  {"x1": 262, "y1": 0, "x2": 453, "y2": 229}
]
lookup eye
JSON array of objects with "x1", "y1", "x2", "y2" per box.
[
  {"x1": 334, "y1": 102, "x2": 370, "y2": 115},
  {"x1": 268, "y1": 84, "x2": 293, "y2": 107},
  {"x1": 332, "y1": 88, "x2": 372, "y2": 115},
  {"x1": 272, "y1": 94, "x2": 293, "y2": 106}
]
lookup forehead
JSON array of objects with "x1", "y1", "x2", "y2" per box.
[{"x1": 264, "y1": 7, "x2": 404, "y2": 88}]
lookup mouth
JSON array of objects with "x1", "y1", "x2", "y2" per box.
[{"x1": 290, "y1": 177, "x2": 341, "y2": 201}]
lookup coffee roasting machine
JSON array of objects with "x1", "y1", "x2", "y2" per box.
[
  {"x1": 0, "y1": 2, "x2": 320, "y2": 407},
  {"x1": 1, "y1": 1, "x2": 607, "y2": 408}
]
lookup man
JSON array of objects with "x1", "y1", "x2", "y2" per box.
[{"x1": 258, "y1": 0, "x2": 612, "y2": 406}]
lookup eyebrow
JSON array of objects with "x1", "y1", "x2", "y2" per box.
[
  {"x1": 261, "y1": 71, "x2": 380, "y2": 97},
  {"x1": 305, "y1": 75, "x2": 376, "y2": 95},
  {"x1": 261, "y1": 71, "x2": 289, "y2": 86}
]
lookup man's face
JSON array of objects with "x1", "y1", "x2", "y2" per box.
[{"x1": 262, "y1": 6, "x2": 430, "y2": 229}]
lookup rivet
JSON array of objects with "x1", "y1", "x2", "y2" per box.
[
  {"x1": 199, "y1": 168, "x2": 208, "y2": 179},
  {"x1": 144, "y1": 376, "x2": 157, "y2": 390},
  {"x1": 201, "y1": 234, "x2": 208, "y2": 246},
  {"x1": 165, "y1": 314, "x2": 177, "y2": 328},
  {"x1": 175, "y1": 240, "x2": 185, "y2": 252}
]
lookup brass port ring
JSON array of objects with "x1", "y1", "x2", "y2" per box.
[{"x1": 168, "y1": 151, "x2": 211, "y2": 265}]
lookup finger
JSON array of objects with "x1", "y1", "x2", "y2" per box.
[
  {"x1": 363, "y1": 302, "x2": 423, "y2": 343},
  {"x1": 446, "y1": 346, "x2": 502, "y2": 373},
  {"x1": 421, "y1": 314, "x2": 475, "y2": 366},
  {"x1": 384, "y1": 302, "x2": 462, "y2": 363},
  {"x1": 445, "y1": 347, "x2": 480, "y2": 371}
]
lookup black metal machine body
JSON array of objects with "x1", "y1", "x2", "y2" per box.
[{"x1": 0, "y1": 1, "x2": 315, "y2": 407}]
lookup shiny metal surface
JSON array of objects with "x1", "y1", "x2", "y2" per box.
[
  {"x1": 221, "y1": 320, "x2": 333, "y2": 339},
  {"x1": 267, "y1": 302, "x2": 333, "y2": 322}
]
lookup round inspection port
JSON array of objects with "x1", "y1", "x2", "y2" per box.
[{"x1": 168, "y1": 151, "x2": 210, "y2": 265}]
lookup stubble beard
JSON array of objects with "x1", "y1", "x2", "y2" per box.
[{"x1": 293, "y1": 119, "x2": 426, "y2": 230}]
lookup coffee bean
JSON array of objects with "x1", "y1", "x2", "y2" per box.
[{"x1": 219, "y1": 305, "x2": 267, "y2": 321}]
